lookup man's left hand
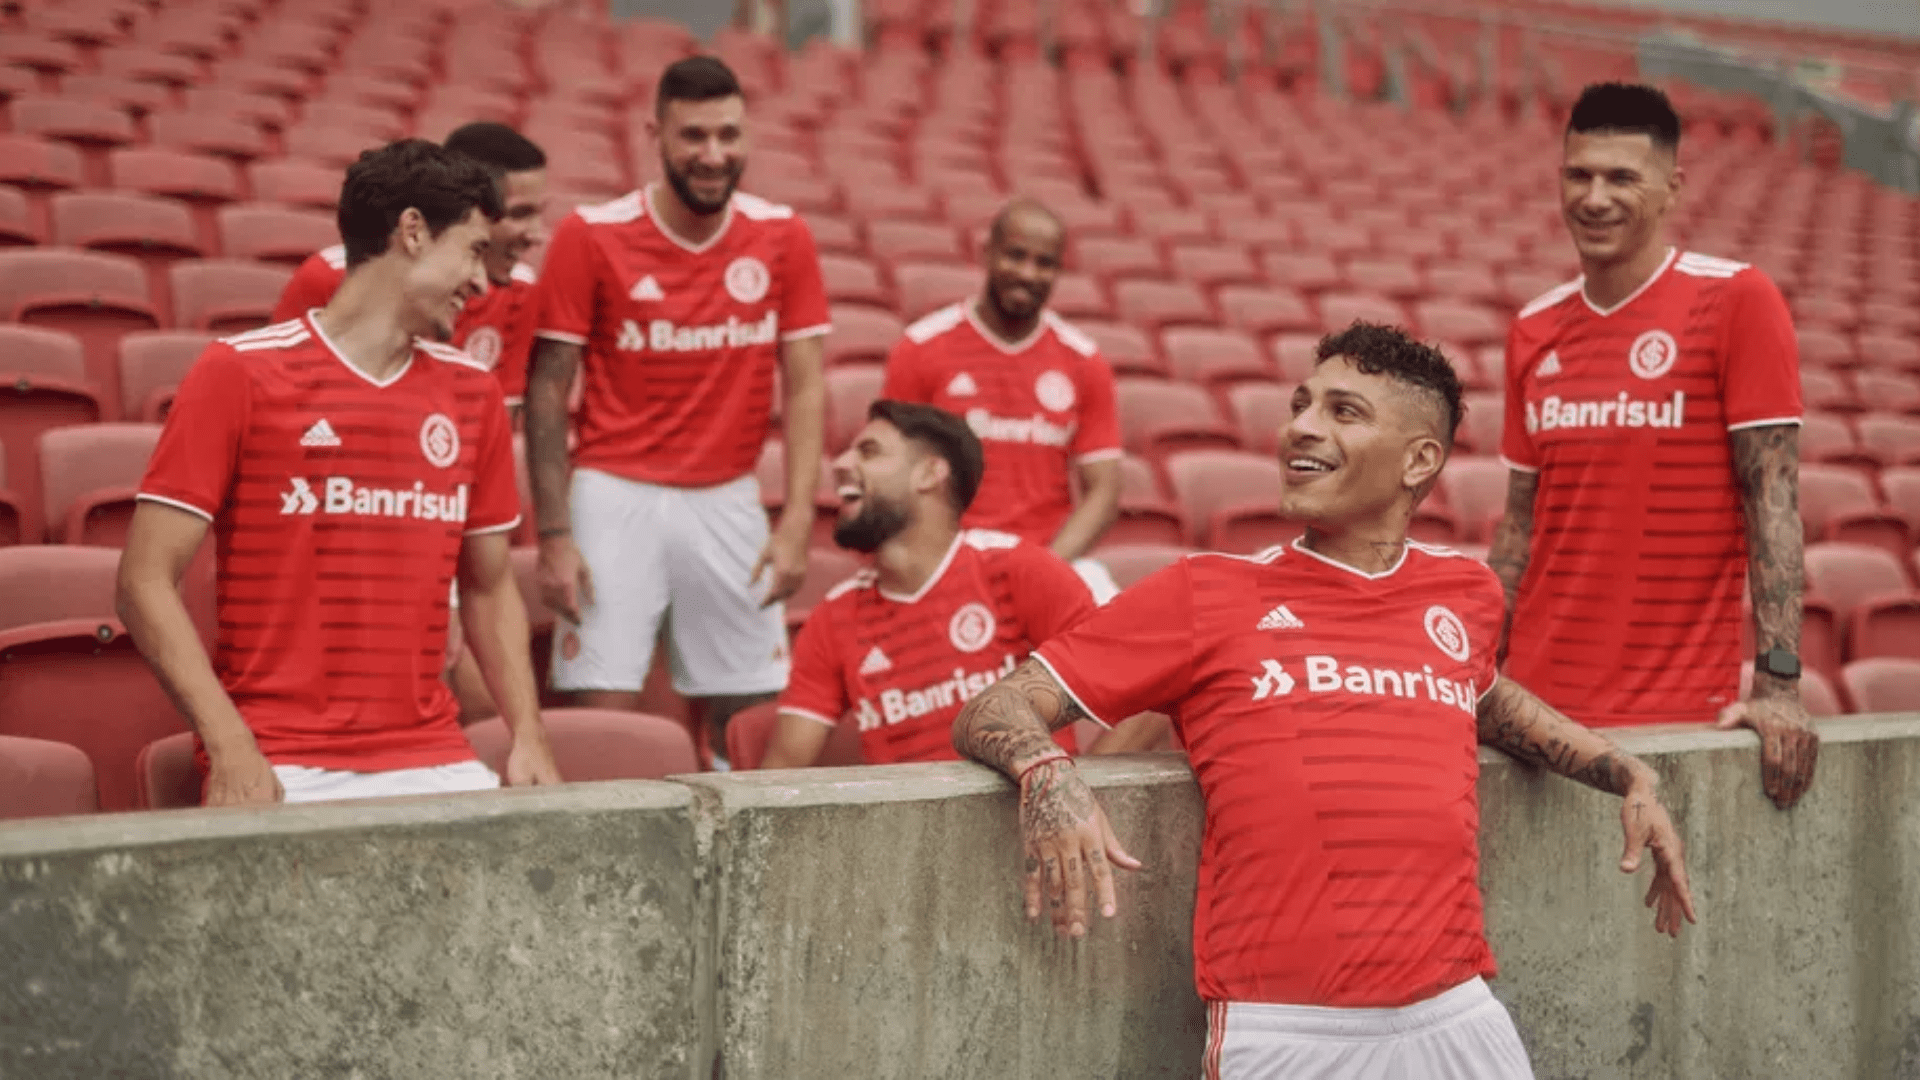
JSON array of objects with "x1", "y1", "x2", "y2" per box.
[
  {"x1": 504, "y1": 735, "x2": 563, "y2": 787},
  {"x1": 1715, "y1": 693, "x2": 1818, "y2": 809},
  {"x1": 1619, "y1": 781, "x2": 1696, "y2": 938},
  {"x1": 751, "y1": 520, "x2": 810, "y2": 608}
]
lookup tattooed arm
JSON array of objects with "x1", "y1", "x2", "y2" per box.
[
  {"x1": 1486, "y1": 469, "x2": 1539, "y2": 660},
  {"x1": 1479, "y1": 677, "x2": 1697, "y2": 936},
  {"x1": 525, "y1": 338, "x2": 593, "y2": 625},
  {"x1": 1716, "y1": 423, "x2": 1818, "y2": 809},
  {"x1": 952, "y1": 660, "x2": 1141, "y2": 939}
]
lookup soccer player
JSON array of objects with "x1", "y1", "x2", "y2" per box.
[
  {"x1": 763, "y1": 400, "x2": 1093, "y2": 768},
  {"x1": 526, "y1": 56, "x2": 829, "y2": 750},
  {"x1": 880, "y1": 197, "x2": 1123, "y2": 602},
  {"x1": 117, "y1": 140, "x2": 560, "y2": 805},
  {"x1": 271, "y1": 122, "x2": 550, "y2": 416},
  {"x1": 951, "y1": 324, "x2": 1695, "y2": 1078},
  {"x1": 1490, "y1": 83, "x2": 1817, "y2": 810}
]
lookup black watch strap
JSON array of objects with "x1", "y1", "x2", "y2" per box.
[{"x1": 1755, "y1": 648, "x2": 1802, "y2": 680}]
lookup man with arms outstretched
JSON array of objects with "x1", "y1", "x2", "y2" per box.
[
  {"x1": 1491, "y1": 83, "x2": 1816, "y2": 809},
  {"x1": 119, "y1": 140, "x2": 559, "y2": 805},
  {"x1": 762, "y1": 400, "x2": 1093, "y2": 768},
  {"x1": 952, "y1": 324, "x2": 1695, "y2": 1079}
]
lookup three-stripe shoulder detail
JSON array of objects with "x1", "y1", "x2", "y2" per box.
[
  {"x1": 1044, "y1": 312, "x2": 1099, "y2": 358},
  {"x1": 905, "y1": 303, "x2": 966, "y2": 344},
  {"x1": 824, "y1": 569, "x2": 878, "y2": 601},
  {"x1": 1516, "y1": 278, "x2": 1583, "y2": 320},
  {"x1": 1675, "y1": 251, "x2": 1748, "y2": 279},
  {"x1": 733, "y1": 191, "x2": 796, "y2": 220},
  {"x1": 576, "y1": 191, "x2": 644, "y2": 225},
  {"x1": 417, "y1": 339, "x2": 489, "y2": 372},
  {"x1": 222, "y1": 320, "x2": 311, "y2": 352}
]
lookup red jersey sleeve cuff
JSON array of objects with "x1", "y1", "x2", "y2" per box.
[
  {"x1": 1031, "y1": 652, "x2": 1112, "y2": 728},
  {"x1": 781, "y1": 323, "x2": 832, "y2": 342},
  {"x1": 136, "y1": 491, "x2": 215, "y2": 522},
  {"x1": 463, "y1": 515, "x2": 521, "y2": 537},
  {"x1": 1496, "y1": 455, "x2": 1540, "y2": 475},
  {"x1": 778, "y1": 705, "x2": 839, "y2": 728},
  {"x1": 1726, "y1": 416, "x2": 1802, "y2": 432},
  {"x1": 534, "y1": 330, "x2": 588, "y2": 345},
  {"x1": 1074, "y1": 447, "x2": 1124, "y2": 464}
]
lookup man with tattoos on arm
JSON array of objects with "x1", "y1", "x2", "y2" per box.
[
  {"x1": 1491, "y1": 83, "x2": 1816, "y2": 810},
  {"x1": 953, "y1": 324, "x2": 1695, "y2": 1079}
]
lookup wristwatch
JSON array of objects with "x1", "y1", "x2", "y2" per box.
[{"x1": 1754, "y1": 648, "x2": 1802, "y2": 680}]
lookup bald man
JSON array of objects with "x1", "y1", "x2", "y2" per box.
[{"x1": 881, "y1": 199, "x2": 1123, "y2": 599}]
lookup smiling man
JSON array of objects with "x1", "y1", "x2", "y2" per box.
[
  {"x1": 118, "y1": 139, "x2": 559, "y2": 805},
  {"x1": 1490, "y1": 83, "x2": 1816, "y2": 810},
  {"x1": 950, "y1": 323, "x2": 1696, "y2": 1079},
  {"x1": 880, "y1": 197, "x2": 1123, "y2": 602}
]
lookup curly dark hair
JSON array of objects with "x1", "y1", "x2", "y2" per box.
[
  {"x1": 337, "y1": 139, "x2": 503, "y2": 268},
  {"x1": 1314, "y1": 321, "x2": 1465, "y2": 446},
  {"x1": 1568, "y1": 82, "x2": 1681, "y2": 153},
  {"x1": 869, "y1": 399, "x2": 985, "y2": 514}
]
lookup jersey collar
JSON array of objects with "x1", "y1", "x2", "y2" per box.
[
  {"x1": 965, "y1": 299, "x2": 1048, "y2": 355},
  {"x1": 304, "y1": 310, "x2": 413, "y2": 389},
  {"x1": 1287, "y1": 536, "x2": 1410, "y2": 580},
  {"x1": 878, "y1": 533, "x2": 963, "y2": 604},
  {"x1": 1580, "y1": 247, "x2": 1675, "y2": 318},
  {"x1": 645, "y1": 184, "x2": 734, "y2": 254}
]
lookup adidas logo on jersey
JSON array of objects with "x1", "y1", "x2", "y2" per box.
[
  {"x1": 300, "y1": 419, "x2": 341, "y2": 447},
  {"x1": 616, "y1": 312, "x2": 779, "y2": 353},
  {"x1": 1257, "y1": 604, "x2": 1305, "y2": 631},
  {"x1": 947, "y1": 372, "x2": 978, "y2": 396},
  {"x1": 629, "y1": 275, "x2": 665, "y2": 302},
  {"x1": 1537, "y1": 351, "x2": 1562, "y2": 377},
  {"x1": 1248, "y1": 656, "x2": 1478, "y2": 715},
  {"x1": 859, "y1": 646, "x2": 892, "y2": 675}
]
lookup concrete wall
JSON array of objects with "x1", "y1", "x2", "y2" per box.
[
  {"x1": 3, "y1": 718, "x2": 1919, "y2": 1078},
  {"x1": 1591, "y1": 0, "x2": 1919, "y2": 39}
]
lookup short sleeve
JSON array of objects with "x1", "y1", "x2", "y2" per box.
[
  {"x1": 1034, "y1": 559, "x2": 1195, "y2": 726},
  {"x1": 463, "y1": 377, "x2": 521, "y2": 535},
  {"x1": 270, "y1": 256, "x2": 340, "y2": 323},
  {"x1": 1008, "y1": 544, "x2": 1097, "y2": 646},
  {"x1": 493, "y1": 282, "x2": 539, "y2": 404},
  {"x1": 1071, "y1": 356, "x2": 1122, "y2": 461},
  {"x1": 777, "y1": 607, "x2": 847, "y2": 726},
  {"x1": 137, "y1": 345, "x2": 250, "y2": 520},
  {"x1": 1498, "y1": 320, "x2": 1540, "y2": 471},
  {"x1": 880, "y1": 337, "x2": 932, "y2": 402},
  {"x1": 1721, "y1": 270, "x2": 1802, "y2": 431},
  {"x1": 533, "y1": 213, "x2": 598, "y2": 345},
  {"x1": 780, "y1": 218, "x2": 831, "y2": 341}
]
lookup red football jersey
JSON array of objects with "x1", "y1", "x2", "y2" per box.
[
  {"x1": 779, "y1": 530, "x2": 1094, "y2": 763},
  {"x1": 1500, "y1": 250, "x2": 1801, "y2": 726},
  {"x1": 137, "y1": 314, "x2": 522, "y2": 772},
  {"x1": 533, "y1": 187, "x2": 832, "y2": 487},
  {"x1": 882, "y1": 303, "x2": 1122, "y2": 545},
  {"x1": 1036, "y1": 540, "x2": 1504, "y2": 1008},
  {"x1": 271, "y1": 245, "x2": 541, "y2": 406}
]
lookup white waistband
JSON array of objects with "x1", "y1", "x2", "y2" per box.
[{"x1": 1220, "y1": 978, "x2": 1498, "y2": 1039}]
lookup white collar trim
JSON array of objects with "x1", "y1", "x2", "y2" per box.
[
  {"x1": 646, "y1": 184, "x2": 733, "y2": 254},
  {"x1": 965, "y1": 298, "x2": 1047, "y2": 355},
  {"x1": 305, "y1": 310, "x2": 412, "y2": 388},
  {"x1": 1287, "y1": 536, "x2": 1409, "y2": 580},
  {"x1": 879, "y1": 533, "x2": 962, "y2": 604},
  {"x1": 1581, "y1": 247, "x2": 1675, "y2": 317}
]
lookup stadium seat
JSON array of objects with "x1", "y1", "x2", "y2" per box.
[
  {"x1": 1800, "y1": 412, "x2": 1859, "y2": 463},
  {"x1": 1800, "y1": 368, "x2": 1858, "y2": 413},
  {"x1": 9, "y1": 96, "x2": 136, "y2": 185},
  {"x1": 1855, "y1": 414, "x2": 1920, "y2": 466},
  {"x1": 1215, "y1": 285, "x2": 1316, "y2": 336},
  {"x1": 806, "y1": 214, "x2": 861, "y2": 256},
  {"x1": 1849, "y1": 596, "x2": 1920, "y2": 663},
  {"x1": 1854, "y1": 370, "x2": 1920, "y2": 415},
  {"x1": 783, "y1": 547, "x2": 867, "y2": 632},
  {"x1": 0, "y1": 248, "x2": 158, "y2": 419},
  {"x1": 1839, "y1": 658, "x2": 1920, "y2": 714},
  {"x1": 0, "y1": 544, "x2": 122, "y2": 630},
  {"x1": 1225, "y1": 382, "x2": 1289, "y2": 455},
  {"x1": 1318, "y1": 292, "x2": 1408, "y2": 333},
  {"x1": 1804, "y1": 541, "x2": 1912, "y2": 626},
  {"x1": 1076, "y1": 320, "x2": 1162, "y2": 378},
  {"x1": 1161, "y1": 327, "x2": 1272, "y2": 386},
  {"x1": 1414, "y1": 300, "x2": 1506, "y2": 347},
  {"x1": 725, "y1": 701, "x2": 864, "y2": 771},
  {"x1": 49, "y1": 191, "x2": 204, "y2": 318},
  {"x1": 1164, "y1": 449, "x2": 1284, "y2": 549},
  {"x1": 134, "y1": 730, "x2": 199, "y2": 809},
  {"x1": 281, "y1": 125, "x2": 385, "y2": 169},
  {"x1": 1093, "y1": 542, "x2": 1192, "y2": 589},
  {"x1": 1434, "y1": 456, "x2": 1510, "y2": 543},
  {"x1": 1260, "y1": 251, "x2": 1344, "y2": 294},
  {"x1": 146, "y1": 112, "x2": 269, "y2": 163},
  {"x1": 1074, "y1": 236, "x2": 1163, "y2": 283},
  {"x1": 823, "y1": 304, "x2": 904, "y2": 367},
  {"x1": 1797, "y1": 327, "x2": 1857, "y2": 370},
  {"x1": 1048, "y1": 274, "x2": 1112, "y2": 321},
  {"x1": 0, "y1": 735, "x2": 98, "y2": 820},
  {"x1": 464, "y1": 709, "x2": 700, "y2": 781},
  {"x1": 0, "y1": 134, "x2": 85, "y2": 227},
  {"x1": 1857, "y1": 332, "x2": 1920, "y2": 374},
  {"x1": 0, "y1": 445, "x2": 22, "y2": 546},
  {"x1": 819, "y1": 254, "x2": 890, "y2": 309},
  {"x1": 0, "y1": 186, "x2": 41, "y2": 247},
  {"x1": 1112, "y1": 279, "x2": 1213, "y2": 331},
  {"x1": 1457, "y1": 392, "x2": 1504, "y2": 456},
  {"x1": 1343, "y1": 258, "x2": 1424, "y2": 300},
  {"x1": 825, "y1": 364, "x2": 885, "y2": 452},
  {"x1": 94, "y1": 48, "x2": 199, "y2": 89},
  {"x1": 247, "y1": 160, "x2": 344, "y2": 212},
  {"x1": 894, "y1": 262, "x2": 978, "y2": 323},
  {"x1": 1799, "y1": 465, "x2": 1880, "y2": 537},
  {"x1": 119, "y1": 331, "x2": 212, "y2": 422},
  {"x1": 0, "y1": 325, "x2": 103, "y2": 539},
  {"x1": 1168, "y1": 243, "x2": 1260, "y2": 289},
  {"x1": 217, "y1": 205, "x2": 338, "y2": 266},
  {"x1": 0, "y1": 618, "x2": 188, "y2": 811},
  {"x1": 39, "y1": 422, "x2": 161, "y2": 545},
  {"x1": 1115, "y1": 377, "x2": 1239, "y2": 454},
  {"x1": 1803, "y1": 599, "x2": 1843, "y2": 683},
  {"x1": 169, "y1": 260, "x2": 291, "y2": 333},
  {"x1": 866, "y1": 220, "x2": 963, "y2": 265},
  {"x1": 1737, "y1": 663, "x2": 1842, "y2": 718},
  {"x1": 1424, "y1": 263, "x2": 1504, "y2": 305}
]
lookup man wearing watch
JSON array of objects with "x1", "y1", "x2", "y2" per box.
[{"x1": 1488, "y1": 83, "x2": 1817, "y2": 809}]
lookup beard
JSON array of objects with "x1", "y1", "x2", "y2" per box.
[
  {"x1": 663, "y1": 155, "x2": 742, "y2": 216},
  {"x1": 985, "y1": 277, "x2": 1047, "y2": 325},
  {"x1": 832, "y1": 496, "x2": 910, "y2": 553}
]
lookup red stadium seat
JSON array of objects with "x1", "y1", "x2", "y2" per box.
[
  {"x1": 1804, "y1": 541, "x2": 1912, "y2": 624},
  {"x1": 1343, "y1": 258, "x2": 1424, "y2": 301},
  {"x1": 783, "y1": 547, "x2": 867, "y2": 631},
  {"x1": 1800, "y1": 412, "x2": 1859, "y2": 463},
  {"x1": 1839, "y1": 658, "x2": 1920, "y2": 713},
  {"x1": 1799, "y1": 465, "x2": 1879, "y2": 537},
  {"x1": 1216, "y1": 285, "x2": 1316, "y2": 336},
  {"x1": 1074, "y1": 236, "x2": 1164, "y2": 283},
  {"x1": 894, "y1": 262, "x2": 977, "y2": 323},
  {"x1": 281, "y1": 124, "x2": 385, "y2": 168},
  {"x1": 1161, "y1": 327, "x2": 1272, "y2": 386},
  {"x1": 1435, "y1": 456, "x2": 1510, "y2": 543},
  {"x1": 147, "y1": 112, "x2": 270, "y2": 163},
  {"x1": 1271, "y1": 333, "x2": 1321, "y2": 384},
  {"x1": 0, "y1": 544, "x2": 122, "y2": 630},
  {"x1": 824, "y1": 304, "x2": 904, "y2": 367},
  {"x1": 1262, "y1": 251, "x2": 1345, "y2": 293},
  {"x1": 1415, "y1": 300, "x2": 1507, "y2": 347},
  {"x1": 94, "y1": 48, "x2": 199, "y2": 90},
  {"x1": 217, "y1": 205, "x2": 338, "y2": 266},
  {"x1": 9, "y1": 96, "x2": 136, "y2": 184},
  {"x1": 134, "y1": 730, "x2": 198, "y2": 809},
  {"x1": 120, "y1": 331, "x2": 212, "y2": 422},
  {"x1": 819, "y1": 254, "x2": 890, "y2": 309},
  {"x1": 0, "y1": 325, "x2": 103, "y2": 538},
  {"x1": 1076, "y1": 321, "x2": 1162, "y2": 378},
  {"x1": 1169, "y1": 243, "x2": 1260, "y2": 289},
  {"x1": 1108, "y1": 454, "x2": 1188, "y2": 546},
  {"x1": 1500, "y1": 267, "x2": 1573, "y2": 310},
  {"x1": 1048, "y1": 274, "x2": 1112, "y2": 321},
  {"x1": 0, "y1": 446, "x2": 22, "y2": 546},
  {"x1": 181, "y1": 86, "x2": 293, "y2": 132},
  {"x1": 0, "y1": 134, "x2": 85, "y2": 211},
  {"x1": 1165, "y1": 449, "x2": 1284, "y2": 548},
  {"x1": 0, "y1": 249, "x2": 155, "y2": 420},
  {"x1": 1112, "y1": 279, "x2": 1213, "y2": 331},
  {"x1": 62, "y1": 74, "x2": 170, "y2": 118},
  {"x1": 1115, "y1": 377, "x2": 1239, "y2": 455},
  {"x1": 1132, "y1": 208, "x2": 1214, "y2": 246},
  {"x1": 825, "y1": 364, "x2": 885, "y2": 452},
  {"x1": 1455, "y1": 392, "x2": 1504, "y2": 456},
  {"x1": 1793, "y1": 295, "x2": 1858, "y2": 332},
  {"x1": 0, "y1": 186, "x2": 38, "y2": 247},
  {"x1": 464, "y1": 709, "x2": 699, "y2": 781},
  {"x1": 247, "y1": 160, "x2": 343, "y2": 211},
  {"x1": 1797, "y1": 327, "x2": 1857, "y2": 370},
  {"x1": 49, "y1": 191, "x2": 204, "y2": 319},
  {"x1": 1883, "y1": 467, "x2": 1920, "y2": 533},
  {"x1": 1424, "y1": 263, "x2": 1504, "y2": 305},
  {"x1": 1849, "y1": 597, "x2": 1920, "y2": 663},
  {"x1": 1802, "y1": 598, "x2": 1843, "y2": 683},
  {"x1": 0, "y1": 619, "x2": 188, "y2": 811},
  {"x1": 1093, "y1": 542, "x2": 1192, "y2": 589},
  {"x1": 1737, "y1": 663, "x2": 1842, "y2": 718},
  {"x1": 1318, "y1": 292, "x2": 1408, "y2": 333},
  {"x1": 1857, "y1": 332, "x2": 1920, "y2": 373},
  {"x1": 39, "y1": 422, "x2": 161, "y2": 545},
  {"x1": 0, "y1": 735, "x2": 98, "y2": 820},
  {"x1": 1801, "y1": 368, "x2": 1859, "y2": 412},
  {"x1": 1857, "y1": 414, "x2": 1920, "y2": 466},
  {"x1": 1226, "y1": 382, "x2": 1289, "y2": 455},
  {"x1": 1854, "y1": 370, "x2": 1920, "y2": 415},
  {"x1": 169, "y1": 260, "x2": 291, "y2": 333},
  {"x1": 726, "y1": 701, "x2": 864, "y2": 771},
  {"x1": 866, "y1": 220, "x2": 963, "y2": 265},
  {"x1": 300, "y1": 101, "x2": 405, "y2": 139},
  {"x1": 807, "y1": 214, "x2": 861, "y2": 255}
]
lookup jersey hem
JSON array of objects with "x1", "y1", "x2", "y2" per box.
[
  {"x1": 1496, "y1": 456, "x2": 1539, "y2": 475},
  {"x1": 1725, "y1": 415, "x2": 1803, "y2": 432},
  {"x1": 533, "y1": 330, "x2": 589, "y2": 345},
  {"x1": 135, "y1": 491, "x2": 215, "y2": 522},
  {"x1": 780, "y1": 706, "x2": 839, "y2": 727},
  {"x1": 1031, "y1": 653, "x2": 1114, "y2": 728},
  {"x1": 781, "y1": 323, "x2": 832, "y2": 342}
]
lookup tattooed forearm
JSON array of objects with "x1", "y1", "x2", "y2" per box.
[
  {"x1": 953, "y1": 660, "x2": 1090, "y2": 778},
  {"x1": 1731, "y1": 424, "x2": 1802, "y2": 693},
  {"x1": 1477, "y1": 678, "x2": 1646, "y2": 796},
  {"x1": 1487, "y1": 470, "x2": 1539, "y2": 614},
  {"x1": 525, "y1": 339, "x2": 581, "y2": 535}
]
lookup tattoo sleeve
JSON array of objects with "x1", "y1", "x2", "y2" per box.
[
  {"x1": 1487, "y1": 469, "x2": 1539, "y2": 659},
  {"x1": 952, "y1": 659, "x2": 1092, "y2": 779},
  {"x1": 1476, "y1": 677, "x2": 1647, "y2": 796},
  {"x1": 525, "y1": 338, "x2": 582, "y2": 535},
  {"x1": 1730, "y1": 424, "x2": 1803, "y2": 692}
]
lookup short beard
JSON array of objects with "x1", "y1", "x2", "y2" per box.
[
  {"x1": 985, "y1": 281, "x2": 1044, "y2": 327},
  {"x1": 663, "y1": 156, "x2": 740, "y2": 216},
  {"x1": 833, "y1": 499, "x2": 910, "y2": 553}
]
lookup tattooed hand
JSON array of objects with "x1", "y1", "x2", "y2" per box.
[
  {"x1": 1618, "y1": 778, "x2": 1697, "y2": 938},
  {"x1": 1018, "y1": 758, "x2": 1141, "y2": 939},
  {"x1": 1715, "y1": 694, "x2": 1818, "y2": 809}
]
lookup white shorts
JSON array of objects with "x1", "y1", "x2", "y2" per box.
[
  {"x1": 1072, "y1": 557, "x2": 1120, "y2": 605},
  {"x1": 552, "y1": 468, "x2": 789, "y2": 697},
  {"x1": 273, "y1": 759, "x2": 501, "y2": 804},
  {"x1": 1204, "y1": 978, "x2": 1534, "y2": 1080}
]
